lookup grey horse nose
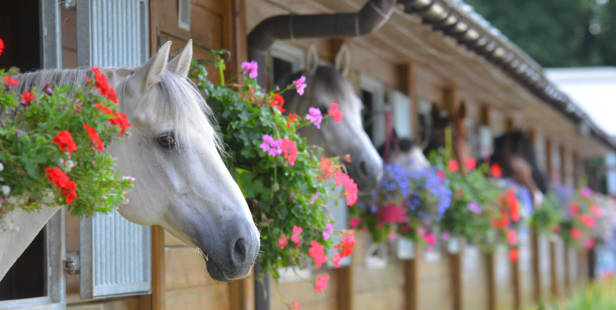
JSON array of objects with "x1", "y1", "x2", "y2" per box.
[{"x1": 230, "y1": 238, "x2": 247, "y2": 267}]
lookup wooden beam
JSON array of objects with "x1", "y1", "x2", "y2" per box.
[
  {"x1": 512, "y1": 255, "x2": 521, "y2": 310},
  {"x1": 404, "y1": 245, "x2": 420, "y2": 310},
  {"x1": 560, "y1": 145, "x2": 567, "y2": 185},
  {"x1": 443, "y1": 86, "x2": 458, "y2": 115},
  {"x1": 450, "y1": 250, "x2": 463, "y2": 310},
  {"x1": 229, "y1": 272, "x2": 254, "y2": 310},
  {"x1": 564, "y1": 246, "x2": 571, "y2": 294},
  {"x1": 151, "y1": 225, "x2": 165, "y2": 310},
  {"x1": 485, "y1": 252, "x2": 496, "y2": 310},
  {"x1": 338, "y1": 265, "x2": 355, "y2": 310},
  {"x1": 549, "y1": 240, "x2": 559, "y2": 298},
  {"x1": 223, "y1": 0, "x2": 247, "y2": 78},
  {"x1": 545, "y1": 137, "x2": 553, "y2": 184},
  {"x1": 505, "y1": 117, "x2": 515, "y2": 132},
  {"x1": 397, "y1": 62, "x2": 419, "y2": 142},
  {"x1": 531, "y1": 229, "x2": 542, "y2": 303},
  {"x1": 573, "y1": 152, "x2": 579, "y2": 187}
]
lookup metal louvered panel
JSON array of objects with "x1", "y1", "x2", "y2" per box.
[{"x1": 76, "y1": 0, "x2": 151, "y2": 299}]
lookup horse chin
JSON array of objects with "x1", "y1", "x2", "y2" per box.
[{"x1": 205, "y1": 259, "x2": 230, "y2": 282}]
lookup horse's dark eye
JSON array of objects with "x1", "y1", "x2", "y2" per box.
[
  {"x1": 157, "y1": 132, "x2": 176, "y2": 150},
  {"x1": 318, "y1": 106, "x2": 328, "y2": 115}
]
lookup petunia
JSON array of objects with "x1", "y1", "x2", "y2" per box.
[
  {"x1": 306, "y1": 107, "x2": 323, "y2": 129},
  {"x1": 423, "y1": 233, "x2": 436, "y2": 245},
  {"x1": 437, "y1": 170, "x2": 446, "y2": 180},
  {"x1": 441, "y1": 231, "x2": 451, "y2": 241},
  {"x1": 580, "y1": 187, "x2": 592, "y2": 199},
  {"x1": 278, "y1": 234, "x2": 288, "y2": 249},
  {"x1": 328, "y1": 102, "x2": 343, "y2": 123},
  {"x1": 52, "y1": 130, "x2": 77, "y2": 155},
  {"x1": 314, "y1": 273, "x2": 329, "y2": 293},
  {"x1": 309, "y1": 241, "x2": 327, "y2": 267},
  {"x1": 241, "y1": 61, "x2": 258, "y2": 79},
  {"x1": 490, "y1": 164, "x2": 502, "y2": 178},
  {"x1": 84, "y1": 123, "x2": 104, "y2": 152},
  {"x1": 294, "y1": 75, "x2": 307, "y2": 96},
  {"x1": 448, "y1": 159, "x2": 459, "y2": 172}
]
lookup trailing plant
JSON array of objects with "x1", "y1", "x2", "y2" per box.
[
  {"x1": 529, "y1": 192, "x2": 562, "y2": 233},
  {"x1": 0, "y1": 64, "x2": 133, "y2": 223},
  {"x1": 556, "y1": 187, "x2": 601, "y2": 249},
  {"x1": 191, "y1": 53, "x2": 357, "y2": 288}
]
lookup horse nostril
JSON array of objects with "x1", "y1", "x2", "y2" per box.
[
  {"x1": 360, "y1": 161, "x2": 368, "y2": 176},
  {"x1": 232, "y1": 238, "x2": 247, "y2": 267}
]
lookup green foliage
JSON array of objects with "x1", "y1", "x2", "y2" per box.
[
  {"x1": 530, "y1": 193, "x2": 563, "y2": 233},
  {"x1": 191, "y1": 57, "x2": 348, "y2": 278},
  {"x1": 465, "y1": 0, "x2": 616, "y2": 66},
  {"x1": 0, "y1": 68, "x2": 133, "y2": 219},
  {"x1": 525, "y1": 277, "x2": 616, "y2": 310}
]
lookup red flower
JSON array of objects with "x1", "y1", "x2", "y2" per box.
[
  {"x1": 490, "y1": 164, "x2": 502, "y2": 178},
  {"x1": 91, "y1": 67, "x2": 119, "y2": 104},
  {"x1": 570, "y1": 202, "x2": 580, "y2": 217},
  {"x1": 584, "y1": 239, "x2": 595, "y2": 249},
  {"x1": 507, "y1": 229, "x2": 517, "y2": 245},
  {"x1": 570, "y1": 227, "x2": 582, "y2": 239},
  {"x1": 448, "y1": 159, "x2": 459, "y2": 172},
  {"x1": 332, "y1": 252, "x2": 342, "y2": 268},
  {"x1": 509, "y1": 248, "x2": 519, "y2": 262},
  {"x1": 280, "y1": 138, "x2": 298, "y2": 166},
  {"x1": 94, "y1": 103, "x2": 114, "y2": 115},
  {"x1": 290, "y1": 301, "x2": 301, "y2": 310},
  {"x1": 314, "y1": 273, "x2": 329, "y2": 293},
  {"x1": 590, "y1": 204, "x2": 602, "y2": 217},
  {"x1": 287, "y1": 113, "x2": 298, "y2": 128},
  {"x1": 328, "y1": 102, "x2": 343, "y2": 123},
  {"x1": 109, "y1": 113, "x2": 131, "y2": 136},
  {"x1": 580, "y1": 214, "x2": 595, "y2": 228},
  {"x1": 334, "y1": 230, "x2": 355, "y2": 258},
  {"x1": 506, "y1": 189, "x2": 520, "y2": 222},
  {"x1": 84, "y1": 123, "x2": 104, "y2": 152},
  {"x1": 52, "y1": 130, "x2": 77, "y2": 155},
  {"x1": 21, "y1": 92, "x2": 35, "y2": 104},
  {"x1": 45, "y1": 167, "x2": 77, "y2": 204},
  {"x1": 4, "y1": 76, "x2": 19, "y2": 87},
  {"x1": 309, "y1": 241, "x2": 327, "y2": 267},
  {"x1": 269, "y1": 93, "x2": 285, "y2": 113},
  {"x1": 320, "y1": 157, "x2": 337, "y2": 179},
  {"x1": 465, "y1": 157, "x2": 476, "y2": 170},
  {"x1": 0, "y1": 38, "x2": 4, "y2": 56},
  {"x1": 278, "y1": 234, "x2": 288, "y2": 250}
]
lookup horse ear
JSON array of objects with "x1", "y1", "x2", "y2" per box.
[
  {"x1": 305, "y1": 44, "x2": 319, "y2": 76},
  {"x1": 131, "y1": 41, "x2": 172, "y2": 91},
  {"x1": 335, "y1": 44, "x2": 351, "y2": 77},
  {"x1": 168, "y1": 39, "x2": 193, "y2": 78}
]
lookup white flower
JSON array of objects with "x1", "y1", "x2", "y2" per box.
[
  {"x1": 1, "y1": 185, "x2": 10, "y2": 197},
  {"x1": 0, "y1": 162, "x2": 4, "y2": 172},
  {"x1": 64, "y1": 160, "x2": 76, "y2": 171},
  {"x1": 42, "y1": 189, "x2": 55, "y2": 204}
]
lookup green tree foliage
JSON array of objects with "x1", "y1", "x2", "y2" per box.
[{"x1": 465, "y1": 0, "x2": 616, "y2": 67}]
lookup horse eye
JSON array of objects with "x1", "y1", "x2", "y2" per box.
[
  {"x1": 318, "y1": 106, "x2": 328, "y2": 115},
  {"x1": 157, "y1": 132, "x2": 176, "y2": 150}
]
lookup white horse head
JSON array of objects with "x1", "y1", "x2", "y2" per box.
[
  {"x1": 16, "y1": 41, "x2": 260, "y2": 281},
  {"x1": 279, "y1": 45, "x2": 383, "y2": 190}
]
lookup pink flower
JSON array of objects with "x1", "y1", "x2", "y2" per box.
[
  {"x1": 590, "y1": 205, "x2": 602, "y2": 217},
  {"x1": 437, "y1": 170, "x2": 446, "y2": 180},
  {"x1": 280, "y1": 138, "x2": 298, "y2": 166},
  {"x1": 423, "y1": 233, "x2": 436, "y2": 245},
  {"x1": 441, "y1": 232, "x2": 450, "y2": 241},
  {"x1": 278, "y1": 234, "x2": 288, "y2": 249},
  {"x1": 580, "y1": 214, "x2": 595, "y2": 228},
  {"x1": 349, "y1": 217, "x2": 360, "y2": 228},
  {"x1": 290, "y1": 301, "x2": 301, "y2": 309},
  {"x1": 310, "y1": 193, "x2": 319, "y2": 205},
  {"x1": 309, "y1": 241, "x2": 327, "y2": 267},
  {"x1": 580, "y1": 187, "x2": 592, "y2": 199},
  {"x1": 332, "y1": 252, "x2": 342, "y2": 268},
  {"x1": 448, "y1": 160, "x2": 459, "y2": 172},
  {"x1": 417, "y1": 227, "x2": 427, "y2": 236},
  {"x1": 291, "y1": 226, "x2": 302, "y2": 245},
  {"x1": 241, "y1": 61, "x2": 258, "y2": 79},
  {"x1": 322, "y1": 223, "x2": 334, "y2": 240},
  {"x1": 388, "y1": 232, "x2": 397, "y2": 240},
  {"x1": 467, "y1": 202, "x2": 482, "y2": 214},
  {"x1": 314, "y1": 273, "x2": 329, "y2": 293},
  {"x1": 334, "y1": 170, "x2": 358, "y2": 206},
  {"x1": 260, "y1": 134, "x2": 282, "y2": 156},
  {"x1": 294, "y1": 75, "x2": 307, "y2": 96},
  {"x1": 377, "y1": 204, "x2": 408, "y2": 226},
  {"x1": 306, "y1": 107, "x2": 323, "y2": 129},
  {"x1": 570, "y1": 227, "x2": 582, "y2": 239},
  {"x1": 507, "y1": 229, "x2": 517, "y2": 245},
  {"x1": 584, "y1": 239, "x2": 595, "y2": 249},
  {"x1": 328, "y1": 103, "x2": 343, "y2": 123},
  {"x1": 465, "y1": 157, "x2": 476, "y2": 170}
]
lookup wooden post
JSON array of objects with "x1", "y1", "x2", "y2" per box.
[
  {"x1": 512, "y1": 256, "x2": 521, "y2": 309},
  {"x1": 559, "y1": 145, "x2": 567, "y2": 186},
  {"x1": 397, "y1": 62, "x2": 418, "y2": 141},
  {"x1": 405, "y1": 245, "x2": 420, "y2": 310},
  {"x1": 338, "y1": 265, "x2": 355, "y2": 310},
  {"x1": 485, "y1": 252, "x2": 496, "y2": 310},
  {"x1": 151, "y1": 226, "x2": 165, "y2": 310},
  {"x1": 531, "y1": 229, "x2": 542, "y2": 303},
  {"x1": 545, "y1": 137, "x2": 553, "y2": 183},
  {"x1": 505, "y1": 116, "x2": 515, "y2": 132},
  {"x1": 223, "y1": 0, "x2": 247, "y2": 78},
  {"x1": 450, "y1": 250, "x2": 463, "y2": 310},
  {"x1": 480, "y1": 104, "x2": 491, "y2": 127},
  {"x1": 564, "y1": 246, "x2": 571, "y2": 293},
  {"x1": 229, "y1": 272, "x2": 254, "y2": 310},
  {"x1": 549, "y1": 240, "x2": 558, "y2": 298},
  {"x1": 573, "y1": 152, "x2": 579, "y2": 187},
  {"x1": 443, "y1": 86, "x2": 458, "y2": 115}
]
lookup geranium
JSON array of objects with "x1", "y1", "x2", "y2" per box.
[
  {"x1": 269, "y1": 93, "x2": 285, "y2": 113},
  {"x1": 306, "y1": 107, "x2": 323, "y2": 129},
  {"x1": 509, "y1": 247, "x2": 519, "y2": 262},
  {"x1": 332, "y1": 252, "x2": 342, "y2": 268},
  {"x1": 570, "y1": 227, "x2": 582, "y2": 239},
  {"x1": 328, "y1": 102, "x2": 343, "y2": 123},
  {"x1": 4, "y1": 76, "x2": 19, "y2": 88},
  {"x1": 314, "y1": 273, "x2": 329, "y2": 293},
  {"x1": 21, "y1": 92, "x2": 35, "y2": 106},
  {"x1": 294, "y1": 75, "x2": 306, "y2": 96},
  {"x1": 241, "y1": 61, "x2": 258, "y2": 79},
  {"x1": 45, "y1": 167, "x2": 77, "y2": 204},
  {"x1": 334, "y1": 230, "x2": 355, "y2": 258},
  {"x1": 349, "y1": 217, "x2": 360, "y2": 228},
  {"x1": 308, "y1": 240, "x2": 327, "y2": 267},
  {"x1": 94, "y1": 103, "x2": 114, "y2": 115},
  {"x1": 280, "y1": 138, "x2": 298, "y2": 166},
  {"x1": 0, "y1": 38, "x2": 4, "y2": 56},
  {"x1": 507, "y1": 229, "x2": 517, "y2": 244},
  {"x1": 448, "y1": 159, "x2": 459, "y2": 172},
  {"x1": 290, "y1": 301, "x2": 301, "y2": 310},
  {"x1": 423, "y1": 233, "x2": 436, "y2": 245},
  {"x1": 291, "y1": 225, "x2": 302, "y2": 245},
  {"x1": 83, "y1": 123, "x2": 104, "y2": 152},
  {"x1": 260, "y1": 134, "x2": 282, "y2": 156},
  {"x1": 584, "y1": 239, "x2": 595, "y2": 249},
  {"x1": 437, "y1": 170, "x2": 445, "y2": 180},
  {"x1": 334, "y1": 170, "x2": 358, "y2": 206},
  {"x1": 465, "y1": 157, "x2": 476, "y2": 170},
  {"x1": 109, "y1": 112, "x2": 131, "y2": 135},
  {"x1": 377, "y1": 204, "x2": 408, "y2": 225},
  {"x1": 52, "y1": 130, "x2": 77, "y2": 155},
  {"x1": 287, "y1": 113, "x2": 298, "y2": 128},
  {"x1": 490, "y1": 164, "x2": 502, "y2": 178},
  {"x1": 278, "y1": 234, "x2": 288, "y2": 249},
  {"x1": 91, "y1": 67, "x2": 118, "y2": 103},
  {"x1": 320, "y1": 157, "x2": 337, "y2": 179},
  {"x1": 580, "y1": 214, "x2": 595, "y2": 228},
  {"x1": 322, "y1": 223, "x2": 334, "y2": 240}
]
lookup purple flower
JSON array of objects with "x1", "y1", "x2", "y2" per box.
[
  {"x1": 322, "y1": 223, "x2": 334, "y2": 240},
  {"x1": 310, "y1": 193, "x2": 319, "y2": 204},
  {"x1": 306, "y1": 107, "x2": 323, "y2": 129},
  {"x1": 294, "y1": 75, "x2": 307, "y2": 96},
  {"x1": 259, "y1": 134, "x2": 282, "y2": 156},
  {"x1": 580, "y1": 187, "x2": 592, "y2": 199},
  {"x1": 467, "y1": 201, "x2": 482, "y2": 214},
  {"x1": 241, "y1": 61, "x2": 258, "y2": 79},
  {"x1": 441, "y1": 231, "x2": 450, "y2": 241}
]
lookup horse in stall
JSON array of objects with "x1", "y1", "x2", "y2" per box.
[
  {"x1": 424, "y1": 101, "x2": 547, "y2": 206},
  {"x1": 1, "y1": 41, "x2": 259, "y2": 282},
  {"x1": 277, "y1": 45, "x2": 383, "y2": 191}
]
